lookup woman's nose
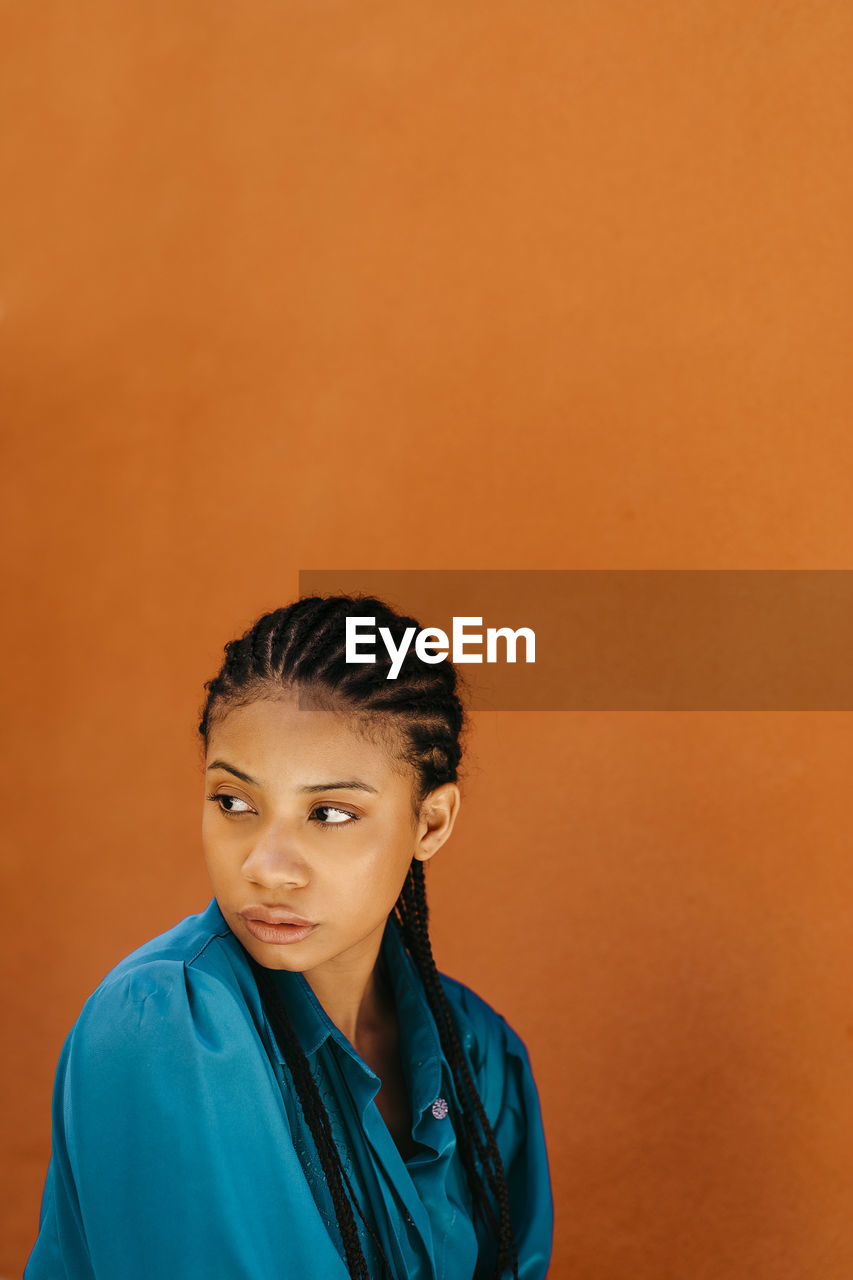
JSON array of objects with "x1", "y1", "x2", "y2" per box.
[{"x1": 241, "y1": 824, "x2": 310, "y2": 890}]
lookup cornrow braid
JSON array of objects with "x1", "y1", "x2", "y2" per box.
[{"x1": 198, "y1": 595, "x2": 519, "y2": 1280}]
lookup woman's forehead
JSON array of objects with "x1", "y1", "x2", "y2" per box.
[{"x1": 206, "y1": 695, "x2": 407, "y2": 776}]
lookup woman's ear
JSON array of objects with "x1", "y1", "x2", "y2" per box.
[{"x1": 414, "y1": 783, "x2": 461, "y2": 864}]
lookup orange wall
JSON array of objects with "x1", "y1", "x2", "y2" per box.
[{"x1": 2, "y1": 4, "x2": 852, "y2": 1276}]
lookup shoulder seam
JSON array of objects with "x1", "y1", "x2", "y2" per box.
[
  {"x1": 89, "y1": 928, "x2": 233, "y2": 1001},
  {"x1": 187, "y1": 928, "x2": 232, "y2": 967}
]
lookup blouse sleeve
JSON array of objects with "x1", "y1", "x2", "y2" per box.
[{"x1": 25, "y1": 961, "x2": 349, "y2": 1280}]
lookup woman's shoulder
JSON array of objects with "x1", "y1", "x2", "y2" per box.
[
  {"x1": 40, "y1": 904, "x2": 306, "y2": 1263},
  {"x1": 67, "y1": 899, "x2": 254, "y2": 1054},
  {"x1": 96, "y1": 898, "x2": 232, "y2": 981},
  {"x1": 437, "y1": 970, "x2": 531, "y2": 1065}
]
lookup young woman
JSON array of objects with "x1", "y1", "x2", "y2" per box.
[{"x1": 26, "y1": 594, "x2": 553, "y2": 1279}]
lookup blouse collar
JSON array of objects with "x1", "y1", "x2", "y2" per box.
[
  {"x1": 266, "y1": 914, "x2": 445, "y2": 1119},
  {"x1": 202, "y1": 897, "x2": 453, "y2": 1138}
]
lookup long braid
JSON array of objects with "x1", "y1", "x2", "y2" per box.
[
  {"x1": 396, "y1": 861, "x2": 519, "y2": 1280},
  {"x1": 250, "y1": 959, "x2": 396, "y2": 1280},
  {"x1": 198, "y1": 594, "x2": 521, "y2": 1279}
]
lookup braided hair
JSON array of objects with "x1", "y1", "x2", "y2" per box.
[{"x1": 198, "y1": 595, "x2": 519, "y2": 1280}]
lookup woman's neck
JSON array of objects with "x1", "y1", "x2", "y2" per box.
[{"x1": 302, "y1": 919, "x2": 395, "y2": 1050}]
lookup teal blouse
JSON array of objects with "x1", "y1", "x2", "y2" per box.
[{"x1": 25, "y1": 899, "x2": 553, "y2": 1279}]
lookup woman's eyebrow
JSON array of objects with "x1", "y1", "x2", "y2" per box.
[
  {"x1": 205, "y1": 761, "x2": 377, "y2": 794},
  {"x1": 299, "y1": 780, "x2": 378, "y2": 794},
  {"x1": 206, "y1": 760, "x2": 260, "y2": 785}
]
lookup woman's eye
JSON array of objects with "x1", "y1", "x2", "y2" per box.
[
  {"x1": 311, "y1": 805, "x2": 356, "y2": 827},
  {"x1": 205, "y1": 794, "x2": 355, "y2": 826},
  {"x1": 207, "y1": 793, "x2": 253, "y2": 816}
]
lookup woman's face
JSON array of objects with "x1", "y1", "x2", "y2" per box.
[{"x1": 202, "y1": 693, "x2": 458, "y2": 976}]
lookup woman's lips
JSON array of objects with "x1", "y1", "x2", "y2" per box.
[{"x1": 238, "y1": 906, "x2": 317, "y2": 945}]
